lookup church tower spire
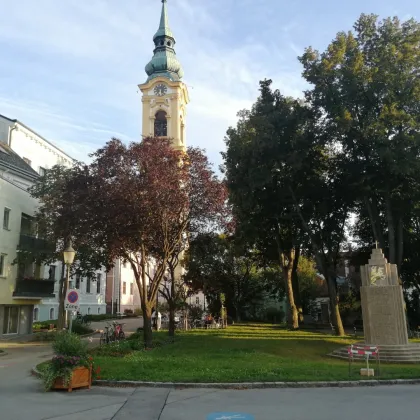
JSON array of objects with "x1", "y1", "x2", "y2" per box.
[
  {"x1": 139, "y1": 0, "x2": 189, "y2": 151},
  {"x1": 145, "y1": 0, "x2": 184, "y2": 82}
]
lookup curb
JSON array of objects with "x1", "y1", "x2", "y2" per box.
[
  {"x1": 31, "y1": 366, "x2": 420, "y2": 389},
  {"x1": 92, "y1": 379, "x2": 420, "y2": 389},
  {"x1": 0, "y1": 350, "x2": 7, "y2": 357}
]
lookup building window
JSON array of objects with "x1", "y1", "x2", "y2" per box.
[
  {"x1": 154, "y1": 111, "x2": 167, "y2": 137},
  {"x1": 48, "y1": 265, "x2": 56, "y2": 281},
  {"x1": 88, "y1": 307, "x2": 91, "y2": 315},
  {"x1": 49, "y1": 308, "x2": 55, "y2": 320},
  {"x1": 0, "y1": 254, "x2": 6, "y2": 277},
  {"x1": 3, "y1": 208, "x2": 10, "y2": 230},
  {"x1": 130, "y1": 283, "x2": 133, "y2": 295},
  {"x1": 75, "y1": 274, "x2": 81, "y2": 289},
  {"x1": 33, "y1": 307, "x2": 39, "y2": 321},
  {"x1": 196, "y1": 296, "x2": 200, "y2": 305},
  {"x1": 96, "y1": 273, "x2": 101, "y2": 293},
  {"x1": 23, "y1": 157, "x2": 31, "y2": 166},
  {"x1": 39, "y1": 167, "x2": 46, "y2": 176},
  {"x1": 86, "y1": 277, "x2": 91, "y2": 293},
  {"x1": 123, "y1": 282, "x2": 127, "y2": 295}
]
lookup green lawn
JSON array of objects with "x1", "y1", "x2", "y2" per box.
[
  {"x1": 94, "y1": 324, "x2": 420, "y2": 382},
  {"x1": 37, "y1": 324, "x2": 420, "y2": 383}
]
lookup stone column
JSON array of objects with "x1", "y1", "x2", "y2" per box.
[{"x1": 360, "y1": 248, "x2": 408, "y2": 345}]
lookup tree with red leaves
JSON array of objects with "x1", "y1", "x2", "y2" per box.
[{"x1": 73, "y1": 137, "x2": 227, "y2": 346}]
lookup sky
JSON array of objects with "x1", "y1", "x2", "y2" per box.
[{"x1": 0, "y1": 0, "x2": 418, "y2": 169}]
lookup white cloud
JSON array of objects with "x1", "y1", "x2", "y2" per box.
[{"x1": 0, "y1": 0, "x2": 308, "y2": 168}]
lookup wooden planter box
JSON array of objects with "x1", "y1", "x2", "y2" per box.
[{"x1": 53, "y1": 366, "x2": 92, "y2": 392}]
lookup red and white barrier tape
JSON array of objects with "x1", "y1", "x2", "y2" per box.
[{"x1": 348, "y1": 345, "x2": 379, "y2": 357}]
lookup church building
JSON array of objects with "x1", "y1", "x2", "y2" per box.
[{"x1": 106, "y1": 0, "x2": 206, "y2": 316}]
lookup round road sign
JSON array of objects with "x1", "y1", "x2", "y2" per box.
[{"x1": 67, "y1": 290, "x2": 79, "y2": 304}]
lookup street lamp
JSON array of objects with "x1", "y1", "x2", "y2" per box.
[
  {"x1": 63, "y1": 240, "x2": 76, "y2": 265},
  {"x1": 63, "y1": 238, "x2": 76, "y2": 331}
]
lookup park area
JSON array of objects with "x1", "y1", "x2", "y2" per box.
[{"x1": 37, "y1": 324, "x2": 420, "y2": 384}]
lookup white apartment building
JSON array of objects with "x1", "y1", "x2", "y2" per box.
[
  {"x1": 0, "y1": 114, "x2": 106, "y2": 335},
  {"x1": 105, "y1": 258, "x2": 206, "y2": 316}
]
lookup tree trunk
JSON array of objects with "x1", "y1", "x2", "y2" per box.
[
  {"x1": 234, "y1": 303, "x2": 241, "y2": 323},
  {"x1": 396, "y1": 215, "x2": 404, "y2": 275},
  {"x1": 167, "y1": 269, "x2": 176, "y2": 339},
  {"x1": 326, "y1": 274, "x2": 345, "y2": 336},
  {"x1": 284, "y1": 262, "x2": 299, "y2": 329},
  {"x1": 57, "y1": 264, "x2": 66, "y2": 330},
  {"x1": 291, "y1": 246, "x2": 303, "y2": 323},
  {"x1": 385, "y1": 192, "x2": 396, "y2": 264},
  {"x1": 142, "y1": 305, "x2": 153, "y2": 348},
  {"x1": 168, "y1": 305, "x2": 176, "y2": 339}
]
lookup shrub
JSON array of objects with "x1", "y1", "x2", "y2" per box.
[
  {"x1": 33, "y1": 320, "x2": 57, "y2": 329},
  {"x1": 85, "y1": 314, "x2": 115, "y2": 322},
  {"x1": 127, "y1": 332, "x2": 143, "y2": 341},
  {"x1": 42, "y1": 333, "x2": 93, "y2": 391},
  {"x1": 90, "y1": 340, "x2": 141, "y2": 357},
  {"x1": 52, "y1": 332, "x2": 88, "y2": 357},
  {"x1": 134, "y1": 307, "x2": 142, "y2": 317},
  {"x1": 31, "y1": 332, "x2": 58, "y2": 342},
  {"x1": 123, "y1": 309, "x2": 137, "y2": 318},
  {"x1": 71, "y1": 321, "x2": 94, "y2": 336}
]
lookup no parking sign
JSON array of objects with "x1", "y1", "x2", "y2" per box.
[{"x1": 65, "y1": 290, "x2": 80, "y2": 312}]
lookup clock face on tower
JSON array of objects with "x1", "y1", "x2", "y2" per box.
[{"x1": 154, "y1": 83, "x2": 168, "y2": 97}]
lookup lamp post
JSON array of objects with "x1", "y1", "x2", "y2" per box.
[{"x1": 63, "y1": 239, "x2": 76, "y2": 332}]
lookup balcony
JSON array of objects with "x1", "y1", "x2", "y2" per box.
[
  {"x1": 17, "y1": 234, "x2": 55, "y2": 253},
  {"x1": 13, "y1": 278, "x2": 55, "y2": 299}
]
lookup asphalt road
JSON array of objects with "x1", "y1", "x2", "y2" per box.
[{"x1": 1, "y1": 338, "x2": 419, "y2": 420}]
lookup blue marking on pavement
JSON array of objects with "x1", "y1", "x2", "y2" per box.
[{"x1": 207, "y1": 413, "x2": 255, "y2": 420}]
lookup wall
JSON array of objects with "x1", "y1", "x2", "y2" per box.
[
  {"x1": 8, "y1": 122, "x2": 73, "y2": 173},
  {"x1": 0, "y1": 116, "x2": 11, "y2": 144},
  {"x1": 0, "y1": 173, "x2": 37, "y2": 305},
  {"x1": 35, "y1": 265, "x2": 107, "y2": 321},
  {"x1": 119, "y1": 261, "x2": 141, "y2": 313}
]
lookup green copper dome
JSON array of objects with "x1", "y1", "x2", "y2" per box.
[{"x1": 145, "y1": 0, "x2": 184, "y2": 82}]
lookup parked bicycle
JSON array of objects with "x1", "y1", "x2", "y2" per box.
[{"x1": 99, "y1": 321, "x2": 126, "y2": 345}]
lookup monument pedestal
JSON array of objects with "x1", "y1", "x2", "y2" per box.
[{"x1": 330, "y1": 248, "x2": 420, "y2": 363}]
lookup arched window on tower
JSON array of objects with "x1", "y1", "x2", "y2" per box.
[{"x1": 154, "y1": 111, "x2": 167, "y2": 137}]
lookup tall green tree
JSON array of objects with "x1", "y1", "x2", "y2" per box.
[
  {"x1": 185, "y1": 233, "x2": 279, "y2": 322},
  {"x1": 299, "y1": 14, "x2": 420, "y2": 271},
  {"x1": 224, "y1": 79, "x2": 350, "y2": 334},
  {"x1": 223, "y1": 81, "x2": 313, "y2": 328}
]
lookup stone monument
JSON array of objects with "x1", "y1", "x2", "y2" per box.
[
  {"x1": 360, "y1": 247, "x2": 408, "y2": 345},
  {"x1": 331, "y1": 246, "x2": 420, "y2": 362}
]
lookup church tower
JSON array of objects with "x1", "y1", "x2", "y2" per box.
[{"x1": 139, "y1": 0, "x2": 189, "y2": 151}]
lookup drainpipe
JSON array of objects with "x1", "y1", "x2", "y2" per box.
[{"x1": 8, "y1": 124, "x2": 17, "y2": 148}]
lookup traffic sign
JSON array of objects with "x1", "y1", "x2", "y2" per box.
[{"x1": 65, "y1": 290, "x2": 80, "y2": 311}]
